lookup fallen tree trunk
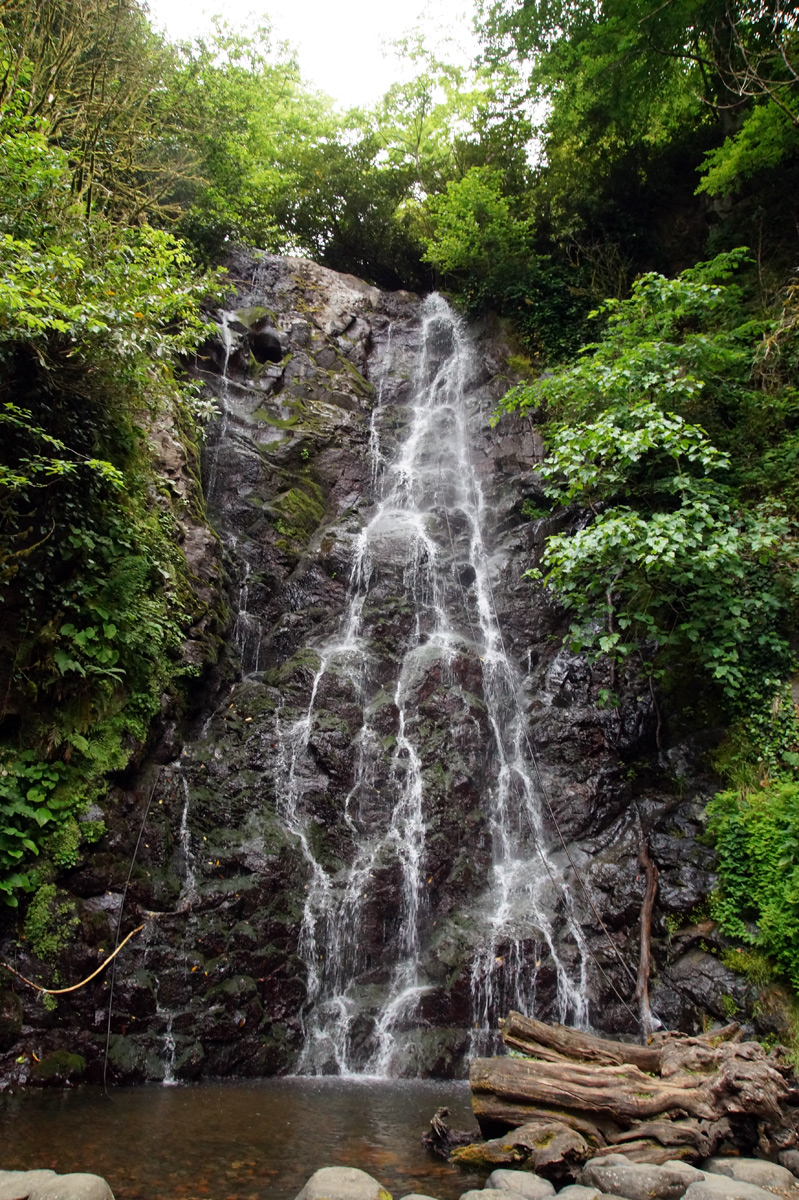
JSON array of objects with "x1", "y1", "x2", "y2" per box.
[{"x1": 459, "y1": 1013, "x2": 799, "y2": 1174}]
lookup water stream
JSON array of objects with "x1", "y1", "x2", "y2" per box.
[
  {"x1": 273, "y1": 296, "x2": 590, "y2": 1074},
  {"x1": 0, "y1": 1079, "x2": 481, "y2": 1200}
]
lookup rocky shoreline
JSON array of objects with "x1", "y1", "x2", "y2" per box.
[
  {"x1": 5, "y1": 1157, "x2": 799, "y2": 1200},
  {"x1": 292, "y1": 1158, "x2": 799, "y2": 1200}
]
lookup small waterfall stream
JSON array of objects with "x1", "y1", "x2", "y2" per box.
[{"x1": 272, "y1": 296, "x2": 590, "y2": 1074}]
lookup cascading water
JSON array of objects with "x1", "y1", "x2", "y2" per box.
[
  {"x1": 274, "y1": 295, "x2": 590, "y2": 1075},
  {"x1": 205, "y1": 312, "x2": 235, "y2": 502},
  {"x1": 0, "y1": 253, "x2": 685, "y2": 1090}
]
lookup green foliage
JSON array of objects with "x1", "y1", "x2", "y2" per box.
[
  {"x1": 0, "y1": 116, "x2": 219, "y2": 902},
  {"x1": 698, "y1": 102, "x2": 799, "y2": 197},
  {"x1": 713, "y1": 684, "x2": 799, "y2": 789},
  {"x1": 500, "y1": 252, "x2": 799, "y2": 702},
  {"x1": 0, "y1": 0, "x2": 193, "y2": 222},
  {"x1": 708, "y1": 781, "x2": 799, "y2": 990},
  {"x1": 168, "y1": 20, "x2": 331, "y2": 260},
  {"x1": 423, "y1": 166, "x2": 587, "y2": 356},
  {"x1": 23, "y1": 883, "x2": 79, "y2": 959},
  {"x1": 478, "y1": 0, "x2": 799, "y2": 286}
]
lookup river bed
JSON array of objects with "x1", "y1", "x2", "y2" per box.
[{"x1": 0, "y1": 1078, "x2": 486, "y2": 1200}]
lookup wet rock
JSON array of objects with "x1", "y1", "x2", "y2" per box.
[
  {"x1": 700, "y1": 1157, "x2": 798, "y2": 1191},
  {"x1": 485, "y1": 1169, "x2": 556, "y2": 1196},
  {"x1": 30, "y1": 1050, "x2": 86, "y2": 1086},
  {"x1": 0, "y1": 251, "x2": 731, "y2": 1083},
  {"x1": 0, "y1": 988, "x2": 22, "y2": 1051},
  {"x1": 662, "y1": 950, "x2": 748, "y2": 1025},
  {"x1": 294, "y1": 1167, "x2": 392, "y2": 1200},
  {"x1": 580, "y1": 1156, "x2": 704, "y2": 1199},
  {"x1": 454, "y1": 1123, "x2": 588, "y2": 1181}
]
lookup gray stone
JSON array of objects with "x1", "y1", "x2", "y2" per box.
[
  {"x1": 295, "y1": 1167, "x2": 391, "y2": 1200},
  {"x1": 701, "y1": 1157, "x2": 798, "y2": 1191},
  {"x1": 0, "y1": 1173, "x2": 58, "y2": 1200},
  {"x1": 398, "y1": 1195, "x2": 440, "y2": 1200},
  {"x1": 556, "y1": 1189, "x2": 633, "y2": 1200},
  {"x1": 485, "y1": 1170, "x2": 555, "y2": 1198},
  {"x1": 779, "y1": 1151, "x2": 799, "y2": 1179},
  {"x1": 580, "y1": 1157, "x2": 703, "y2": 1200},
  {"x1": 27, "y1": 1176, "x2": 114, "y2": 1200},
  {"x1": 684, "y1": 1178, "x2": 779, "y2": 1200}
]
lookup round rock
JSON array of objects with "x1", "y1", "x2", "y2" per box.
[
  {"x1": 685, "y1": 1176, "x2": 785, "y2": 1200},
  {"x1": 485, "y1": 1171, "x2": 555, "y2": 1198},
  {"x1": 28, "y1": 1175, "x2": 114, "y2": 1200},
  {"x1": 580, "y1": 1158, "x2": 703, "y2": 1200},
  {"x1": 557, "y1": 1189, "x2": 634, "y2": 1200},
  {"x1": 701, "y1": 1157, "x2": 798, "y2": 1191},
  {"x1": 294, "y1": 1167, "x2": 392, "y2": 1200},
  {"x1": 0, "y1": 1173, "x2": 59, "y2": 1200}
]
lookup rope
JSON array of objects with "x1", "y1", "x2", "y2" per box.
[
  {"x1": 1, "y1": 925, "x2": 144, "y2": 994},
  {"x1": 103, "y1": 767, "x2": 161, "y2": 1093}
]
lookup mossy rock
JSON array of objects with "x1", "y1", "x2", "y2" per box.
[
  {"x1": 252, "y1": 408, "x2": 299, "y2": 429},
  {"x1": 268, "y1": 485, "x2": 325, "y2": 544},
  {"x1": 31, "y1": 1049, "x2": 86, "y2": 1084},
  {"x1": 235, "y1": 306, "x2": 274, "y2": 327}
]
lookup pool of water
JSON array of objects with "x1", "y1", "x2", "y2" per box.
[{"x1": 0, "y1": 1078, "x2": 486, "y2": 1200}]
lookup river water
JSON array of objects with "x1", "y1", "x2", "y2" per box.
[{"x1": 0, "y1": 1078, "x2": 484, "y2": 1200}]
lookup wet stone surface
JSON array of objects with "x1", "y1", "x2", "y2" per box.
[{"x1": 0, "y1": 253, "x2": 746, "y2": 1085}]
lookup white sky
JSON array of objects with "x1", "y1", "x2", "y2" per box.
[{"x1": 146, "y1": 0, "x2": 479, "y2": 109}]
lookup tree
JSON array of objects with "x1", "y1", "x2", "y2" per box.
[{"x1": 0, "y1": 0, "x2": 193, "y2": 221}]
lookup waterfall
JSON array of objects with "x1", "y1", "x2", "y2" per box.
[
  {"x1": 273, "y1": 295, "x2": 591, "y2": 1075},
  {"x1": 205, "y1": 312, "x2": 235, "y2": 502}
]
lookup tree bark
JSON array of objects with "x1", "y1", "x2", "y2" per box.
[{"x1": 467, "y1": 1014, "x2": 799, "y2": 1164}]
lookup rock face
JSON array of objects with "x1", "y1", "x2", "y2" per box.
[{"x1": 0, "y1": 253, "x2": 750, "y2": 1084}]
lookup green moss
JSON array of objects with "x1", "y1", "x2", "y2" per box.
[
  {"x1": 24, "y1": 884, "x2": 80, "y2": 960},
  {"x1": 252, "y1": 408, "x2": 300, "y2": 429},
  {"x1": 235, "y1": 306, "x2": 274, "y2": 327},
  {"x1": 271, "y1": 485, "x2": 324, "y2": 539},
  {"x1": 31, "y1": 1049, "x2": 86, "y2": 1082},
  {"x1": 339, "y1": 356, "x2": 375, "y2": 395}
]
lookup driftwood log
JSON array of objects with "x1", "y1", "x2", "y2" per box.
[{"x1": 456, "y1": 1012, "x2": 799, "y2": 1175}]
